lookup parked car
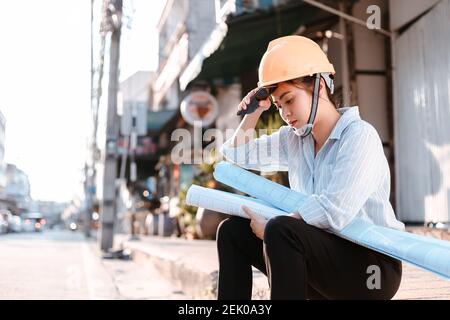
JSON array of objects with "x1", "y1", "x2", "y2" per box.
[
  {"x1": 0, "y1": 214, "x2": 8, "y2": 234},
  {"x1": 8, "y1": 215, "x2": 22, "y2": 233},
  {"x1": 21, "y1": 212, "x2": 45, "y2": 232},
  {"x1": 0, "y1": 210, "x2": 22, "y2": 233}
]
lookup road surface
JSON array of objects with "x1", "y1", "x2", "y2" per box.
[{"x1": 0, "y1": 229, "x2": 188, "y2": 299}]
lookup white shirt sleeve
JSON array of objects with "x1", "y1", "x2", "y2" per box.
[
  {"x1": 218, "y1": 126, "x2": 289, "y2": 172},
  {"x1": 296, "y1": 124, "x2": 386, "y2": 231}
]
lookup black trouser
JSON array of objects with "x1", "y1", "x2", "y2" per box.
[{"x1": 216, "y1": 216, "x2": 402, "y2": 300}]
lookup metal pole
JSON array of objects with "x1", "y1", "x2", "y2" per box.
[
  {"x1": 129, "y1": 104, "x2": 140, "y2": 240},
  {"x1": 339, "y1": 1, "x2": 350, "y2": 107},
  {"x1": 99, "y1": 0, "x2": 122, "y2": 252},
  {"x1": 84, "y1": 0, "x2": 95, "y2": 239}
]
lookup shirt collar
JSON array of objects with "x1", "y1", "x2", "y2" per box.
[{"x1": 328, "y1": 106, "x2": 361, "y2": 140}]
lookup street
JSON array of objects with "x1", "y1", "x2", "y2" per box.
[{"x1": 0, "y1": 230, "x2": 188, "y2": 300}]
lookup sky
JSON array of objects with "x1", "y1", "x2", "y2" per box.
[{"x1": 0, "y1": 0, "x2": 165, "y2": 203}]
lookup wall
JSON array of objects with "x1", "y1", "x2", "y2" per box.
[
  {"x1": 393, "y1": 0, "x2": 450, "y2": 223},
  {"x1": 389, "y1": 0, "x2": 440, "y2": 31}
]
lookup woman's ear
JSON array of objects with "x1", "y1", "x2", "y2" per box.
[{"x1": 318, "y1": 78, "x2": 329, "y2": 99}]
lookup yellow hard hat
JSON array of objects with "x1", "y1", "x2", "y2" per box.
[{"x1": 258, "y1": 35, "x2": 335, "y2": 87}]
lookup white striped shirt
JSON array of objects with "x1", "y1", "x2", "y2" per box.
[{"x1": 219, "y1": 107, "x2": 405, "y2": 232}]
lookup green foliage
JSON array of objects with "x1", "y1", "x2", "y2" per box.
[
  {"x1": 255, "y1": 110, "x2": 283, "y2": 135},
  {"x1": 177, "y1": 157, "x2": 221, "y2": 233},
  {"x1": 255, "y1": 110, "x2": 289, "y2": 186},
  {"x1": 178, "y1": 187, "x2": 197, "y2": 217}
]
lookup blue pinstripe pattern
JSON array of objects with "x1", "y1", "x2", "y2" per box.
[{"x1": 219, "y1": 107, "x2": 405, "y2": 232}]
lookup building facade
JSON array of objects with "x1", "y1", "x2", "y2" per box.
[
  {"x1": 148, "y1": 0, "x2": 450, "y2": 226},
  {"x1": 0, "y1": 111, "x2": 6, "y2": 194}
]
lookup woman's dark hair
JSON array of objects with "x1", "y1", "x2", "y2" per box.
[{"x1": 289, "y1": 75, "x2": 341, "y2": 109}]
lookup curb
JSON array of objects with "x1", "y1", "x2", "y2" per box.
[
  {"x1": 121, "y1": 240, "x2": 218, "y2": 299},
  {"x1": 120, "y1": 237, "x2": 270, "y2": 299}
]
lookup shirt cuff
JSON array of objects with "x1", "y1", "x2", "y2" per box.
[{"x1": 296, "y1": 195, "x2": 330, "y2": 229}]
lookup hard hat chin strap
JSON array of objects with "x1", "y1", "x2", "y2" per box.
[{"x1": 294, "y1": 73, "x2": 321, "y2": 137}]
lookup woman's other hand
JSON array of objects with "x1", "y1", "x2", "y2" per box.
[{"x1": 242, "y1": 205, "x2": 268, "y2": 240}]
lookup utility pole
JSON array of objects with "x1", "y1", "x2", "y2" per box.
[
  {"x1": 83, "y1": 163, "x2": 91, "y2": 237},
  {"x1": 129, "y1": 104, "x2": 140, "y2": 241},
  {"x1": 84, "y1": 0, "x2": 96, "y2": 239},
  {"x1": 99, "y1": 0, "x2": 122, "y2": 252}
]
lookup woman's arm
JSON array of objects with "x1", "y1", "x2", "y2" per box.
[
  {"x1": 219, "y1": 89, "x2": 289, "y2": 172},
  {"x1": 229, "y1": 88, "x2": 270, "y2": 147}
]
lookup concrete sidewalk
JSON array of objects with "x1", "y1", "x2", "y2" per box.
[
  {"x1": 117, "y1": 235, "x2": 270, "y2": 299},
  {"x1": 117, "y1": 228, "x2": 450, "y2": 300}
]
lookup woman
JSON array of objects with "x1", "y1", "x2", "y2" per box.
[{"x1": 217, "y1": 35, "x2": 404, "y2": 300}]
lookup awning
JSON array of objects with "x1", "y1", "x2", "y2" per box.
[
  {"x1": 147, "y1": 109, "x2": 180, "y2": 135},
  {"x1": 181, "y1": 2, "x2": 335, "y2": 87}
]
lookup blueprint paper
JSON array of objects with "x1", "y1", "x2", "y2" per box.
[
  {"x1": 186, "y1": 185, "x2": 287, "y2": 220},
  {"x1": 339, "y1": 219, "x2": 450, "y2": 279},
  {"x1": 213, "y1": 161, "x2": 308, "y2": 213},
  {"x1": 211, "y1": 161, "x2": 450, "y2": 280}
]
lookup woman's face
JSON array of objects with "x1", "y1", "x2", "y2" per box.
[{"x1": 271, "y1": 81, "x2": 312, "y2": 130}]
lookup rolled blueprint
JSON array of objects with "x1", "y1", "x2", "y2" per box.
[
  {"x1": 213, "y1": 161, "x2": 308, "y2": 213},
  {"x1": 186, "y1": 184, "x2": 286, "y2": 220},
  {"x1": 212, "y1": 161, "x2": 450, "y2": 280}
]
